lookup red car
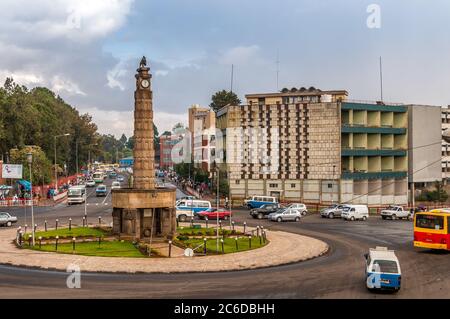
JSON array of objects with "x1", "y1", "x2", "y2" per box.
[{"x1": 196, "y1": 208, "x2": 232, "y2": 220}]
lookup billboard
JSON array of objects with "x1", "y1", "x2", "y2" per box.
[{"x1": 1, "y1": 164, "x2": 23, "y2": 179}]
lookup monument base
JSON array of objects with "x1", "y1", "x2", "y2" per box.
[{"x1": 112, "y1": 188, "x2": 177, "y2": 242}]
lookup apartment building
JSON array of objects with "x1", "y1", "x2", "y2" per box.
[
  {"x1": 217, "y1": 88, "x2": 410, "y2": 206},
  {"x1": 442, "y1": 107, "x2": 450, "y2": 182},
  {"x1": 188, "y1": 104, "x2": 216, "y2": 172}
]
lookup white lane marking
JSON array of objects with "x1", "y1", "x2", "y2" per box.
[{"x1": 101, "y1": 190, "x2": 111, "y2": 205}]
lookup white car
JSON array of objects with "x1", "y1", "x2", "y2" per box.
[
  {"x1": 285, "y1": 203, "x2": 308, "y2": 216},
  {"x1": 86, "y1": 180, "x2": 96, "y2": 187},
  {"x1": 111, "y1": 181, "x2": 121, "y2": 190},
  {"x1": 381, "y1": 206, "x2": 411, "y2": 220}
]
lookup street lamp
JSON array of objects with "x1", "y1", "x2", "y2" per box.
[
  {"x1": 215, "y1": 164, "x2": 220, "y2": 253},
  {"x1": 54, "y1": 133, "x2": 71, "y2": 191},
  {"x1": 27, "y1": 152, "x2": 35, "y2": 246}
]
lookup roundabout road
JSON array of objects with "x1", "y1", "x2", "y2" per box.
[{"x1": 1, "y1": 184, "x2": 449, "y2": 298}]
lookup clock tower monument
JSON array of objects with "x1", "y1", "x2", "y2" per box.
[{"x1": 112, "y1": 57, "x2": 176, "y2": 243}]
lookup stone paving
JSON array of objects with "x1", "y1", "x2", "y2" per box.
[{"x1": 0, "y1": 225, "x2": 328, "y2": 273}]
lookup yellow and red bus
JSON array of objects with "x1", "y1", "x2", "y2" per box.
[{"x1": 414, "y1": 209, "x2": 450, "y2": 251}]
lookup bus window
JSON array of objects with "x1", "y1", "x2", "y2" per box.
[
  {"x1": 448, "y1": 217, "x2": 450, "y2": 234},
  {"x1": 416, "y1": 215, "x2": 444, "y2": 230}
]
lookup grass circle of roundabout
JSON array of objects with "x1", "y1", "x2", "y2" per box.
[
  {"x1": 1, "y1": 223, "x2": 328, "y2": 273},
  {"x1": 20, "y1": 225, "x2": 269, "y2": 258}
]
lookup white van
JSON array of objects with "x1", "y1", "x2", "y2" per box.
[
  {"x1": 341, "y1": 205, "x2": 369, "y2": 221},
  {"x1": 244, "y1": 196, "x2": 278, "y2": 209},
  {"x1": 176, "y1": 199, "x2": 212, "y2": 221}
]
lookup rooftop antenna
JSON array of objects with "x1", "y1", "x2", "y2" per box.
[
  {"x1": 230, "y1": 64, "x2": 234, "y2": 93},
  {"x1": 379, "y1": 56, "x2": 383, "y2": 101},
  {"x1": 276, "y1": 49, "x2": 280, "y2": 91}
]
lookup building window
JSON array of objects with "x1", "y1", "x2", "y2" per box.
[
  {"x1": 269, "y1": 183, "x2": 278, "y2": 188},
  {"x1": 291, "y1": 184, "x2": 296, "y2": 188},
  {"x1": 235, "y1": 180, "x2": 240, "y2": 185}
]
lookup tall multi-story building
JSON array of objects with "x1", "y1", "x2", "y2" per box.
[
  {"x1": 441, "y1": 107, "x2": 450, "y2": 182},
  {"x1": 159, "y1": 134, "x2": 183, "y2": 170},
  {"x1": 217, "y1": 88, "x2": 412, "y2": 206},
  {"x1": 188, "y1": 104, "x2": 216, "y2": 172}
]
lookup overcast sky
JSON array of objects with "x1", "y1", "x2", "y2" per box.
[{"x1": 1, "y1": 0, "x2": 450, "y2": 138}]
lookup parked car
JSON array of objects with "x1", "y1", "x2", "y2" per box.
[
  {"x1": 285, "y1": 203, "x2": 308, "y2": 216},
  {"x1": 381, "y1": 206, "x2": 412, "y2": 220},
  {"x1": 341, "y1": 205, "x2": 369, "y2": 221},
  {"x1": 117, "y1": 175, "x2": 125, "y2": 183},
  {"x1": 86, "y1": 179, "x2": 96, "y2": 187},
  {"x1": 244, "y1": 195, "x2": 278, "y2": 209},
  {"x1": 96, "y1": 184, "x2": 107, "y2": 197},
  {"x1": 365, "y1": 246, "x2": 401, "y2": 292},
  {"x1": 196, "y1": 208, "x2": 232, "y2": 220},
  {"x1": 268, "y1": 208, "x2": 302, "y2": 222},
  {"x1": 111, "y1": 181, "x2": 121, "y2": 190},
  {"x1": 250, "y1": 203, "x2": 282, "y2": 219},
  {"x1": 320, "y1": 204, "x2": 346, "y2": 219},
  {"x1": 0, "y1": 212, "x2": 18, "y2": 227}
]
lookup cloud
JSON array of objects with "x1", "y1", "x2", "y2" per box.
[
  {"x1": 0, "y1": 0, "x2": 134, "y2": 44},
  {"x1": 51, "y1": 75, "x2": 86, "y2": 96},
  {"x1": 219, "y1": 45, "x2": 263, "y2": 65},
  {"x1": 78, "y1": 107, "x2": 187, "y2": 139},
  {"x1": 107, "y1": 60, "x2": 129, "y2": 91},
  {"x1": 0, "y1": 69, "x2": 43, "y2": 86}
]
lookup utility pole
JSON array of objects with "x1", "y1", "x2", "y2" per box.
[
  {"x1": 230, "y1": 64, "x2": 234, "y2": 93},
  {"x1": 216, "y1": 166, "x2": 220, "y2": 253},
  {"x1": 276, "y1": 49, "x2": 280, "y2": 91},
  {"x1": 76, "y1": 139, "x2": 79, "y2": 177},
  {"x1": 27, "y1": 153, "x2": 35, "y2": 246},
  {"x1": 379, "y1": 56, "x2": 383, "y2": 102}
]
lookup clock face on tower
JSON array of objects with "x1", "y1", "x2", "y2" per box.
[{"x1": 141, "y1": 79, "x2": 150, "y2": 88}]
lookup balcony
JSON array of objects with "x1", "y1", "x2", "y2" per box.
[
  {"x1": 342, "y1": 171, "x2": 407, "y2": 180},
  {"x1": 341, "y1": 149, "x2": 407, "y2": 157},
  {"x1": 341, "y1": 125, "x2": 406, "y2": 135}
]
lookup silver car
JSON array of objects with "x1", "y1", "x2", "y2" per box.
[
  {"x1": 269, "y1": 208, "x2": 302, "y2": 222},
  {"x1": 320, "y1": 204, "x2": 346, "y2": 219},
  {"x1": 0, "y1": 212, "x2": 18, "y2": 227}
]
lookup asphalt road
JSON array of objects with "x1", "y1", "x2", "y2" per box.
[{"x1": 0, "y1": 180, "x2": 449, "y2": 299}]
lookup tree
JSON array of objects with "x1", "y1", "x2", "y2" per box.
[
  {"x1": 209, "y1": 90, "x2": 241, "y2": 112},
  {"x1": 416, "y1": 181, "x2": 449, "y2": 203},
  {"x1": 119, "y1": 134, "x2": 127, "y2": 147},
  {"x1": 10, "y1": 146, "x2": 52, "y2": 185}
]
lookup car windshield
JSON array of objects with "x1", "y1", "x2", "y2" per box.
[
  {"x1": 275, "y1": 208, "x2": 286, "y2": 214},
  {"x1": 68, "y1": 189, "x2": 82, "y2": 196},
  {"x1": 372, "y1": 260, "x2": 399, "y2": 274},
  {"x1": 415, "y1": 214, "x2": 444, "y2": 230},
  {"x1": 97, "y1": 186, "x2": 106, "y2": 191}
]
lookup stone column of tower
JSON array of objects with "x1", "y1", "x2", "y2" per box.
[{"x1": 133, "y1": 63, "x2": 155, "y2": 190}]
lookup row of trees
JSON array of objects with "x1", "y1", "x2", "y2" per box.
[{"x1": 0, "y1": 78, "x2": 143, "y2": 185}]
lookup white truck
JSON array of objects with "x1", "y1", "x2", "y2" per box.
[
  {"x1": 380, "y1": 206, "x2": 412, "y2": 220},
  {"x1": 67, "y1": 185, "x2": 86, "y2": 205}
]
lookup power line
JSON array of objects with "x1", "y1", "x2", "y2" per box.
[{"x1": 343, "y1": 156, "x2": 443, "y2": 204}]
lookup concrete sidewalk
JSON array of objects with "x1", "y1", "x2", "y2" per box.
[{"x1": 0, "y1": 226, "x2": 328, "y2": 274}]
